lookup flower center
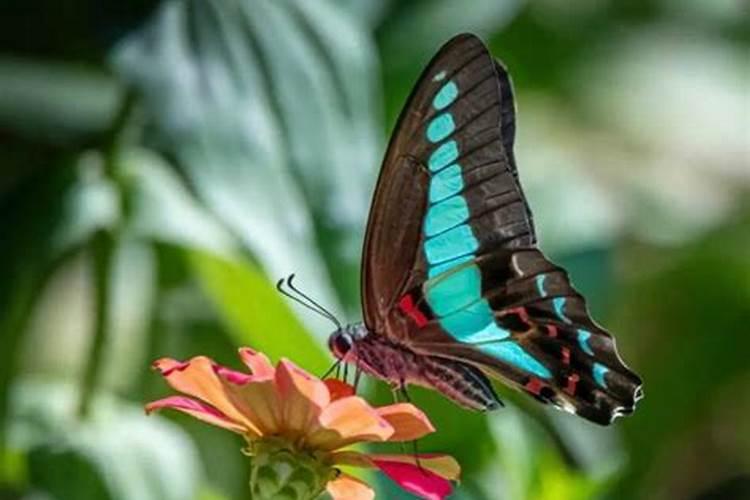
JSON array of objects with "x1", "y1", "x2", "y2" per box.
[{"x1": 247, "y1": 437, "x2": 335, "y2": 500}]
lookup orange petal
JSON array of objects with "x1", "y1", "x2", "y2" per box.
[
  {"x1": 220, "y1": 376, "x2": 281, "y2": 435},
  {"x1": 326, "y1": 473, "x2": 374, "y2": 500},
  {"x1": 275, "y1": 359, "x2": 330, "y2": 433},
  {"x1": 306, "y1": 396, "x2": 393, "y2": 450},
  {"x1": 238, "y1": 348, "x2": 274, "y2": 379},
  {"x1": 153, "y1": 356, "x2": 263, "y2": 437},
  {"x1": 145, "y1": 396, "x2": 245, "y2": 433},
  {"x1": 324, "y1": 379, "x2": 355, "y2": 401},
  {"x1": 375, "y1": 403, "x2": 435, "y2": 441},
  {"x1": 368, "y1": 454, "x2": 461, "y2": 481}
]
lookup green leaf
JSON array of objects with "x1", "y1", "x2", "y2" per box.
[
  {"x1": 111, "y1": 0, "x2": 382, "y2": 318},
  {"x1": 29, "y1": 445, "x2": 113, "y2": 500},
  {"x1": 612, "y1": 216, "x2": 750, "y2": 498},
  {"x1": 0, "y1": 57, "x2": 121, "y2": 144},
  {"x1": 380, "y1": 0, "x2": 523, "y2": 70},
  {"x1": 189, "y1": 250, "x2": 329, "y2": 373},
  {"x1": 121, "y1": 148, "x2": 239, "y2": 258}
]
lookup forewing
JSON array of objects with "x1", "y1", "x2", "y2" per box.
[{"x1": 361, "y1": 34, "x2": 534, "y2": 331}]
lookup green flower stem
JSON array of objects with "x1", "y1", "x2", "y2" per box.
[{"x1": 248, "y1": 438, "x2": 334, "y2": 500}]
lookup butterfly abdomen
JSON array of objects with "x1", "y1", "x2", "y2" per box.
[
  {"x1": 420, "y1": 356, "x2": 503, "y2": 411},
  {"x1": 350, "y1": 333, "x2": 501, "y2": 411}
]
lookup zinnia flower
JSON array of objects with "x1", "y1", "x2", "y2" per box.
[{"x1": 146, "y1": 348, "x2": 460, "y2": 500}]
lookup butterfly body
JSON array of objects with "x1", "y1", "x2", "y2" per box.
[
  {"x1": 325, "y1": 33, "x2": 642, "y2": 425},
  {"x1": 329, "y1": 325, "x2": 502, "y2": 411}
]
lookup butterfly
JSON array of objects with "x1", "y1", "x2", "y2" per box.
[{"x1": 284, "y1": 33, "x2": 642, "y2": 425}]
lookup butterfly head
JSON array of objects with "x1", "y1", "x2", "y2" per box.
[{"x1": 328, "y1": 323, "x2": 368, "y2": 360}]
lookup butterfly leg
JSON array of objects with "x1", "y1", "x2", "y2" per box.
[
  {"x1": 393, "y1": 381, "x2": 428, "y2": 474},
  {"x1": 353, "y1": 362, "x2": 363, "y2": 392},
  {"x1": 398, "y1": 379, "x2": 412, "y2": 403}
]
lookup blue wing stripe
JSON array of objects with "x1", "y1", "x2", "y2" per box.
[
  {"x1": 535, "y1": 274, "x2": 547, "y2": 297},
  {"x1": 424, "y1": 224, "x2": 478, "y2": 264},
  {"x1": 426, "y1": 113, "x2": 455, "y2": 143},
  {"x1": 479, "y1": 343, "x2": 552, "y2": 379},
  {"x1": 425, "y1": 265, "x2": 482, "y2": 316},
  {"x1": 577, "y1": 329, "x2": 594, "y2": 355},
  {"x1": 427, "y1": 254, "x2": 474, "y2": 279},
  {"x1": 424, "y1": 195, "x2": 470, "y2": 237},
  {"x1": 593, "y1": 363, "x2": 609, "y2": 387},
  {"x1": 428, "y1": 140, "x2": 459, "y2": 172},
  {"x1": 433, "y1": 80, "x2": 459, "y2": 110},
  {"x1": 429, "y1": 164, "x2": 464, "y2": 203},
  {"x1": 553, "y1": 297, "x2": 572, "y2": 324},
  {"x1": 419, "y1": 75, "x2": 551, "y2": 379}
]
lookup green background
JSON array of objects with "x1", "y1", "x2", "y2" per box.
[{"x1": 1, "y1": 1, "x2": 748, "y2": 499}]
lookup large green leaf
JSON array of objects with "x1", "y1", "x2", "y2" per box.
[
  {"x1": 112, "y1": 0, "x2": 382, "y2": 322},
  {"x1": 121, "y1": 148, "x2": 238, "y2": 258},
  {"x1": 189, "y1": 250, "x2": 329, "y2": 373}
]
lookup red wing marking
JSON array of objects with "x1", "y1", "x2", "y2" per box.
[
  {"x1": 398, "y1": 294, "x2": 429, "y2": 328},
  {"x1": 546, "y1": 324, "x2": 558, "y2": 338},
  {"x1": 561, "y1": 347, "x2": 571, "y2": 365},
  {"x1": 503, "y1": 306, "x2": 531, "y2": 326},
  {"x1": 564, "y1": 373, "x2": 580, "y2": 396},
  {"x1": 524, "y1": 377, "x2": 545, "y2": 396}
]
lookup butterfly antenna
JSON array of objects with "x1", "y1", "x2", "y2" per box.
[
  {"x1": 286, "y1": 274, "x2": 342, "y2": 329},
  {"x1": 276, "y1": 275, "x2": 341, "y2": 329}
]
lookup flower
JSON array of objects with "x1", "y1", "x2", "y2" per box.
[{"x1": 146, "y1": 348, "x2": 460, "y2": 500}]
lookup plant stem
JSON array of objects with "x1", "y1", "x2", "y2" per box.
[
  {"x1": 76, "y1": 90, "x2": 136, "y2": 418},
  {"x1": 77, "y1": 229, "x2": 115, "y2": 418}
]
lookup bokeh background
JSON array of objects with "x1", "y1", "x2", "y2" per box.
[{"x1": 1, "y1": 1, "x2": 748, "y2": 499}]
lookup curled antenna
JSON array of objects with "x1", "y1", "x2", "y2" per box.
[{"x1": 276, "y1": 274, "x2": 341, "y2": 329}]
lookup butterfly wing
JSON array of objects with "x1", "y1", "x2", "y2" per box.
[
  {"x1": 361, "y1": 34, "x2": 534, "y2": 331},
  {"x1": 361, "y1": 33, "x2": 641, "y2": 424},
  {"x1": 399, "y1": 250, "x2": 643, "y2": 424}
]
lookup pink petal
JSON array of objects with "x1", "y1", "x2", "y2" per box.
[
  {"x1": 212, "y1": 363, "x2": 253, "y2": 385},
  {"x1": 152, "y1": 358, "x2": 190, "y2": 376},
  {"x1": 145, "y1": 396, "x2": 245, "y2": 433},
  {"x1": 332, "y1": 452, "x2": 460, "y2": 482},
  {"x1": 369, "y1": 454, "x2": 460, "y2": 481},
  {"x1": 238, "y1": 348, "x2": 274, "y2": 379},
  {"x1": 373, "y1": 458, "x2": 454, "y2": 500}
]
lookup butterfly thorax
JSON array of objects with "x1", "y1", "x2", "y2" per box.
[{"x1": 328, "y1": 323, "x2": 502, "y2": 411}]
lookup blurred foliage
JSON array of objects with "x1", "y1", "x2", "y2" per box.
[{"x1": 1, "y1": 0, "x2": 748, "y2": 499}]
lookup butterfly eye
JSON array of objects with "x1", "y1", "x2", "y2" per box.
[{"x1": 328, "y1": 332, "x2": 353, "y2": 357}]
